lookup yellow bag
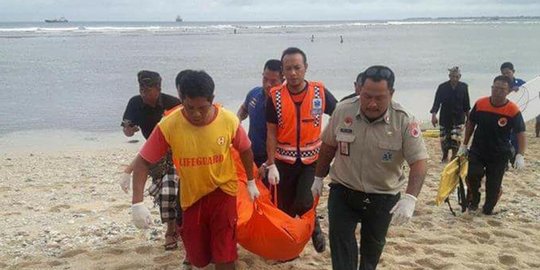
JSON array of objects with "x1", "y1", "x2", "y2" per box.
[{"x1": 435, "y1": 156, "x2": 468, "y2": 206}]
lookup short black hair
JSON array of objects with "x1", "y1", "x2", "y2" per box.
[
  {"x1": 137, "y1": 70, "x2": 161, "y2": 88},
  {"x1": 281, "y1": 47, "x2": 307, "y2": 64},
  {"x1": 177, "y1": 70, "x2": 215, "y2": 100},
  {"x1": 355, "y1": 72, "x2": 364, "y2": 84},
  {"x1": 264, "y1": 59, "x2": 282, "y2": 73},
  {"x1": 500, "y1": 62, "x2": 514, "y2": 71},
  {"x1": 361, "y1": 65, "x2": 395, "y2": 90},
  {"x1": 493, "y1": 75, "x2": 512, "y2": 87},
  {"x1": 175, "y1": 69, "x2": 192, "y2": 89}
]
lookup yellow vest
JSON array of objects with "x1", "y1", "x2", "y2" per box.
[{"x1": 158, "y1": 105, "x2": 239, "y2": 210}]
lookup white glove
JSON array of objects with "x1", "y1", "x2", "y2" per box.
[
  {"x1": 514, "y1": 154, "x2": 525, "y2": 170},
  {"x1": 131, "y1": 202, "x2": 153, "y2": 229},
  {"x1": 457, "y1": 145, "x2": 468, "y2": 156},
  {"x1": 267, "y1": 164, "x2": 280, "y2": 185},
  {"x1": 311, "y1": 176, "x2": 324, "y2": 198},
  {"x1": 119, "y1": 172, "x2": 131, "y2": 193},
  {"x1": 390, "y1": 193, "x2": 417, "y2": 226},
  {"x1": 247, "y1": 179, "x2": 260, "y2": 201}
]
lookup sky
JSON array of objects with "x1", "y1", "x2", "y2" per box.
[{"x1": 0, "y1": 0, "x2": 539, "y2": 22}]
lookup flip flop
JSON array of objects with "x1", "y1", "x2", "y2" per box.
[{"x1": 164, "y1": 232, "x2": 178, "y2": 251}]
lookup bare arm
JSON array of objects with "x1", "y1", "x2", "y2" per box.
[
  {"x1": 239, "y1": 148, "x2": 255, "y2": 180},
  {"x1": 315, "y1": 142, "x2": 337, "y2": 178},
  {"x1": 405, "y1": 159, "x2": 427, "y2": 197},
  {"x1": 266, "y1": 122, "x2": 278, "y2": 165},
  {"x1": 516, "y1": 132, "x2": 526, "y2": 155},
  {"x1": 131, "y1": 154, "x2": 151, "y2": 204},
  {"x1": 237, "y1": 104, "x2": 248, "y2": 121}
]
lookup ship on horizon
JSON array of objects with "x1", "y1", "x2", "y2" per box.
[
  {"x1": 44, "y1": 17, "x2": 68, "y2": 23},
  {"x1": 175, "y1": 15, "x2": 183, "y2": 22}
]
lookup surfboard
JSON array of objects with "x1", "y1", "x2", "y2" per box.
[{"x1": 508, "y1": 76, "x2": 540, "y2": 122}]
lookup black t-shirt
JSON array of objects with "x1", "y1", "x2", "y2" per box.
[
  {"x1": 121, "y1": 93, "x2": 181, "y2": 139},
  {"x1": 430, "y1": 81, "x2": 471, "y2": 127},
  {"x1": 266, "y1": 85, "x2": 337, "y2": 124},
  {"x1": 469, "y1": 97, "x2": 525, "y2": 158}
]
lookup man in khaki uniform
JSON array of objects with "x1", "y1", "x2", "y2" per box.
[{"x1": 311, "y1": 65, "x2": 428, "y2": 270}]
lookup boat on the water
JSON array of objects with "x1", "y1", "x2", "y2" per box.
[
  {"x1": 175, "y1": 15, "x2": 183, "y2": 22},
  {"x1": 44, "y1": 17, "x2": 68, "y2": 23}
]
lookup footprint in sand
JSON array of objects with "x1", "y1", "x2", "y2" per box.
[
  {"x1": 498, "y1": 254, "x2": 518, "y2": 266},
  {"x1": 135, "y1": 245, "x2": 155, "y2": 254},
  {"x1": 104, "y1": 248, "x2": 125, "y2": 255},
  {"x1": 471, "y1": 230, "x2": 490, "y2": 239},
  {"x1": 152, "y1": 253, "x2": 177, "y2": 264},
  {"x1": 425, "y1": 248, "x2": 456, "y2": 258},
  {"x1": 49, "y1": 204, "x2": 71, "y2": 213},
  {"x1": 486, "y1": 219, "x2": 502, "y2": 227},
  {"x1": 112, "y1": 263, "x2": 151, "y2": 270},
  {"x1": 415, "y1": 257, "x2": 451, "y2": 269},
  {"x1": 492, "y1": 230, "x2": 520, "y2": 239},
  {"x1": 47, "y1": 260, "x2": 64, "y2": 266},
  {"x1": 394, "y1": 245, "x2": 416, "y2": 254},
  {"x1": 59, "y1": 249, "x2": 86, "y2": 258}
]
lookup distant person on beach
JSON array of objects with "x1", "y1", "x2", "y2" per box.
[
  {"x1": 339, "y1": 72, "x2": 364, "y2": 102},
  {"x1": 500, "y1": 62, "x2": 526, "y2": 92},
  {"x1": 430, "y1": 66, "x2": 471, "y2": 162},
  {"x1": 458, "y1": 75, "x2": 527, "y2": 215},
  {"x1": 500, "y1": 62, "x2": 526, "y2": 165},
  {"x1": 120, "y1": 70, "x2": 181, "y2": 250},
  {"x1": 340, "y1": 35, "x2": 343, "y2": 44},
  {"x1": 311, "y1": 34, "x2": 314, "y2": 42},
  {"x1": 237, "y1": 59, "x2": 283, "y2": 179},
  {"x1": 266, "y1": 47, "x2": 338, "y2": 253},
  {"x1": 130, "y1": 70, "x2": 259, "y2": 270},
  {"x1": 536, "y1": 114, "x2": 540, "y2": 137},
  {"x1": 312, "y1": 66, "x2": 428, "y2": 270}
]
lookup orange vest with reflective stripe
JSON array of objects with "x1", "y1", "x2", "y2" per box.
[{"x1": 270, "y1": 81, "x2": 326, "y2": 165}]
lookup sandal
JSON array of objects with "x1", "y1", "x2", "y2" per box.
[{"x1": 164, "y1": 232, "x2": 178, "y2": 250}]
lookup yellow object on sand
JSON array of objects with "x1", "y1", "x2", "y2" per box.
[
  {"x1": 422, "y1": 129, "x2": 440, "y2": 138},
  {"x1": 435, "y1": 156, "x2": 468, "y2": 206}
]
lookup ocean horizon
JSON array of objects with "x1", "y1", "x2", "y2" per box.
[{"x1": 1, "y1": 19, "x2": 539, "y2": 139}]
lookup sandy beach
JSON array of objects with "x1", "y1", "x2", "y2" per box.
[{"x1": 0, "y1": 122, "x2": 538, "y2": 270}]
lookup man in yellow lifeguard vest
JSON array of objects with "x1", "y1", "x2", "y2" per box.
[
  {"x1": 130, "y1": 70, "x2": 260, "y2": 270},
  {"x1": 266, "y1": 47, "x2": 338, "y2": 253}
]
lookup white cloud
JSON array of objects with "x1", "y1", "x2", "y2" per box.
[{"x1": 0, "y1": 0, "x2": 538, "y2": 21}]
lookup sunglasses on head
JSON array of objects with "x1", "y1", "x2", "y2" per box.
[
  {"x1": 364, "y1": 66, "x2": 393, "y2": 80},
  {"x1": 363, "y1": 66, "x2": 395, "y2": 88}
]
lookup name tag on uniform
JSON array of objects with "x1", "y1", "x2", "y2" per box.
[
  {"x1": 336, "y1": 133, "x2": 355, "y2": 156},
  {"x1": 311, "y1": 98, "x2": 323, "y2": 116}
]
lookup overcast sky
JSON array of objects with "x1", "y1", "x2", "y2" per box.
[{"x1": 1, "y1": 0, "x2": 539, "y2": 22}]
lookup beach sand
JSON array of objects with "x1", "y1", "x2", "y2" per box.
[{"x1": 0, "y1": 122, "x2": 539, "y2": 270}]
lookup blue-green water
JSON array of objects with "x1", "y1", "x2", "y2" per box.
[{"x1": 1, "y1": 20, "x2": 539, "y2": 135}]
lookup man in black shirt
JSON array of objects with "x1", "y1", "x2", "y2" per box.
[
  {"x1": 458, "y1": 75, "x2": 527, "y2": 215},
  {"x1": 121, "y1": 70, "x2": 181, "y2": 250},
  {"x1": 430, "y1": 67, "x2": 471, "y2": 162},
  {"x1": 122, "y1": 71, "x2": 181, "y2": 139}
]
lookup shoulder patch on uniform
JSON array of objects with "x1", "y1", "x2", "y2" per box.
[{"x1": 408, "y1": 121, "x2": 421, "y2": 138}]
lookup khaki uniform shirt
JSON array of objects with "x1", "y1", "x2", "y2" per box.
[{"x1": 321, "y1": 97, "x2": 428, "y2": 194}]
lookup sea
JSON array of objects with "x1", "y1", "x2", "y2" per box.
[{"x1": 1, "y1": 19, "x2": 539, "y2": 150}]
